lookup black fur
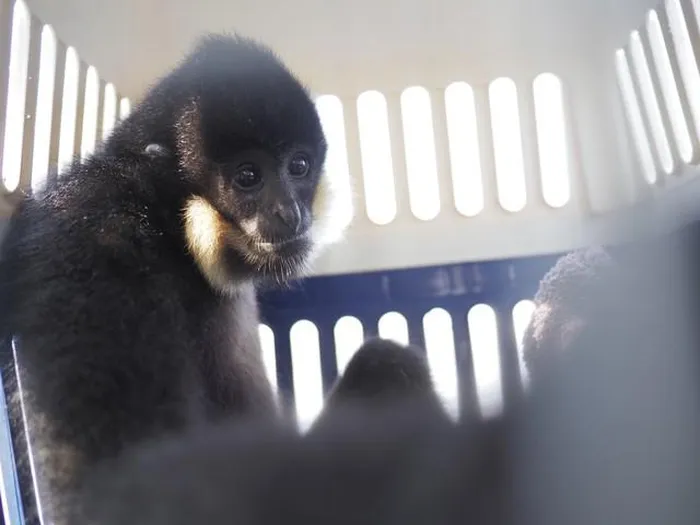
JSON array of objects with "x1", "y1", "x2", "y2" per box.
[
  {"x1": 522, "y1": 219, "x2": 700, "y2": 384},
  {"x1": 520, "y1": 247, "x2": 616, "y2": 383},
  {"x1": 329, "y1": 338, "x2": 436, "y2": 401},
  {"x1": 0, "y1": 34, "x2": 327, "y2": 524},
  {"x1": 315, "y1": 338, "x2": 443, "y2": 430}
]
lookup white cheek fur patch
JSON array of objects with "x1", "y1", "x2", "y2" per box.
[{"x1": 183, "y1": 196, "x2": 238, "y2": 296}]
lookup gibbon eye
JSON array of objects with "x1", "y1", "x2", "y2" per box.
[
  {"x1": 233, "y1": 163, "x2": 262, "y2": 189},
  {"x1": 288, "y1": 153, "x2": 310, "y2": 178}
]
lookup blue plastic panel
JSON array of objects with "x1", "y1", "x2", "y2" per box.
[{"x1": 259, "y1": 253, "x2": 560, "y2": 417}]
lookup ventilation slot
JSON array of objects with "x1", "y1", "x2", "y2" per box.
[
  {"x1": 378, "y1": 311, "x2": 409, "y2": 346},
  {"x1": 468, "y1": 304, "x2": 502, "y2": 418},
  {"x1": 647, "y1": 9, "x2": 694, "y2": 163},
  {"x1": 489, "y1": 78, "x2": 527, "y2": 212},
  {"x1": 444, "y1": 82, "x2": 484, "y2": 217},
  {"x1": 616, "y1": 49, "x2": 657, "y2": 184},
  {"x1": 315, "y1": 95, "x2": 354, "y2": 234},
  {"x1": 423, "y1": 308, "x2": 459, "y2": 420},
  {"x1": 630, "y1": 31, "x2": 674, "y2": 174},
  {"x1": 512, "y1": 300, "x2": 536, "y2": 388},
  {"x1": 119, "y1": 98, "x2": 131, "y2": 120},
  {"x1": 57, "y1": 46, "x2": 79, "y2": 172},
  {"x1": 533, "y1": 73, "x2": 571, "y2": 207},
  {"x1": 666, "y1": 0, "x2": 700, "y2": 142},
  {"x1": 102, "y1": 83, "x2": 118, "y2": 141},
  {"x1": 400, "y1": 86, "x2": 441, "y2": 221},
  {"x1": 80, "y1": 66, "x2": 99, "y2": 159},
  {"x1": 290, "y1": 320, "x2": 323, "y2": 432},
  {"x1": 31, "y1": 24, "x2": 56, "y2": 193},
  {"x1": 258, "y1": 324, "x2": 278, "y2": 395},
  {"x1": 1, "y1": 0, "x2": 31, "y2": 192},
  {"x1": 333, "y1": 316, "x2": 364, "y2": 376},
  {"x1": 357, "y1": 90, "x2": 396, "y2": 225}
]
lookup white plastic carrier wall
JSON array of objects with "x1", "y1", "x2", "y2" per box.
[
  {"x1": 0, "y1": 0, "x2": 699, "y2": 460},
  {"x1": 3, "y1": 0, "x2": 700, "y2": 276}
]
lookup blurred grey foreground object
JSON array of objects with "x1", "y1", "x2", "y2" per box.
[{"x1": 74, "y1": 201, "x2": 700, "y2": 525}]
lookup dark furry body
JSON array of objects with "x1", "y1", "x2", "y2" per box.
[
  {"x1": 75, "y1": 217, "x2": 700, "y2": 525},
  {"x1": 75, "y1": 304, "x2": 700, "y2": 525},
  {"x1": 5, "y1": 30, "x2": 698, "y2": 525},
  {"x1": 325, "y1": 338, "x2": 436, "y2": 405},
  {"x1": 0, "y1": 151, "x2": 275, "y2": 523},
  {"x1": 0, "y1": 35, "x2": 329, "y2": 523},
  {"x1": 313, "y1": 338, "x2": 442, "y2": 431},
  {"x1": 0, "y1": 34, "x2": 446, "y2": 524}
]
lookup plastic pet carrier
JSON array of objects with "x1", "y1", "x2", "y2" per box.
[{"x1": 1, "y1": 0, "x2": 700, "y2": 520}]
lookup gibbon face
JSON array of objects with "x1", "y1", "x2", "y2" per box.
[{"x1": 157, "y1": 35, "x2": 348, "y2": 292}]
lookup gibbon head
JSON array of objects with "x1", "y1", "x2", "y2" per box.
[{"x1": 137, "y1": 34, "x2": 350, "y2": 293}]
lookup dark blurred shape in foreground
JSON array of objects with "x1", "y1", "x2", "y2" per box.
[{"x1": 76, "y1": 197, "x2": 700, "y2": 525}]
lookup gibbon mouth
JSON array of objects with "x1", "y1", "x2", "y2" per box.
[{"x1": 252, "y1": 234, "x2": 310, "y2": 253}]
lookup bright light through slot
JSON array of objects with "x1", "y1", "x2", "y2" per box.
[
  {"x1": 616, "y1": 49, "x2": 657, "y2": 184},
  {"x1": 334, "y1": 316, "x2": 364, "y2": 376},
  {"x1": 400, "y1": 86, "x2": 441, "y2": 221},
  {"x1": 468, "y1": 304, "x2": 503, "y2": 418},
  {"x1": 423, "y1": 308, "x2": 459, "y2": 421},
  {"x1": 533, "y1": 73, "x2": 572, "y2": 208},
  {"x1": 630, "y1": 31, "x2": 674, "y2": 174},
  {"x1": 666, "y1": 0, "x2": 700, "y2": 141},
  {"x1": 31, "y1": 24, "x2": 57, "y2": 193},
  {"x1": 488, "y1": 78, "x2": 527, "y2": 213},
  {"x1": 102, "y1": 83, "x2": 117, "y2": 141},
  {"x1": 290, "y1": 320, "x2": 323, "y2": 433},
  {"x1": 1, "y1": 0, "x2": 31, "y2": 192},
  {"x1": 444, "y1": 82, "x2": 485, "y2": 217},
  {"x1": 57, "y1": 47, "x2": 80, "y2": 173},
  {"x1": 80, "y1": 66, "x2": 99, "y2": 159},
  {"x1": 646, "y1": 9, "x2": 693, "y2": 164},
  {"x1": 315, "y1": 95, "x2": 354, "y2": 234},
  {"x1": 378, "y1": 312, "x2": 409, "y2": 346},
  {"x1": 356, "y1": 90, "x2": 397, "y2": 225}
]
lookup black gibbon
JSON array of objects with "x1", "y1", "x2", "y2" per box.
[{"x1": 0, "y1": 33, "x2": 355, "y2": 524}]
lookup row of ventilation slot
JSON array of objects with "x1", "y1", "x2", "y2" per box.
[
  {"x1": 616, "y1": 0, "x2": 700, "y2": 184},
  {"x1": 315, "y1": 75, "x2": 573, "y2": 227},
  {"x1": 10, "y1": 0, "x2": 700, "y2": 227},
  {"x1": 16, "y1": 0, "x2": 699, "y2": 226},
  {"x1": 1, "y1": 0, "x2": 131, "y2": 197},
  {"x1": 0, "y1": 2, "x2": 574, "y2": 224},
  {"x1": 258, "y1": 300, "x2": 535, "y2": 431}
]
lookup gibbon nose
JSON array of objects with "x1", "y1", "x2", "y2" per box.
[{"x1": 272, "y1": 202, "x2": 302, "y2": 235}]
